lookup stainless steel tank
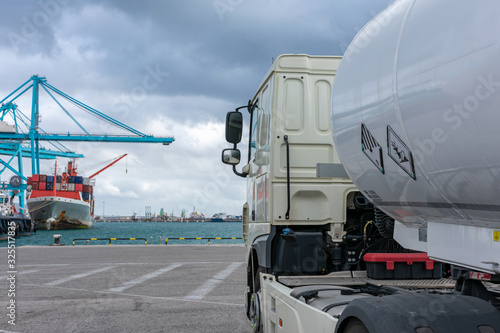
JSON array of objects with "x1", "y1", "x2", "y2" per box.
[{"x1": 331, "y1": 0, "x2": 500, "y2": 228}]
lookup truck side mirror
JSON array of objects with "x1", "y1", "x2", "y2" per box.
[
  {"x1": 225, "y1": 111, "x2": 243, "y2": 144},
  {"x1": 222, "y1": 149, "x2": 241, "y2": 165}
]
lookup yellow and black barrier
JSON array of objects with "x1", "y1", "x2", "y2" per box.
[
  {"x1": 72, "y1": 237, "x2": 148, "y2": 245},
  {"x1": 165, "y1": 237, "x2": 242, "y2": 245}
]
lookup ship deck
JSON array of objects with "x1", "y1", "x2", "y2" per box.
[{"x1": 1, "y1": 244, "x2": 249, "y2": 332}]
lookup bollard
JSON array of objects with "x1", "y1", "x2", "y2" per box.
[
  {"x1": 159, "y1": 236, "x2": 161, "y2": 245},
  {"x1": 51, "y1": 234, "x2": 64, "y2": 246}
]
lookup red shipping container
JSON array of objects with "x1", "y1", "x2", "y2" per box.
[
  {"x1": 38, "y1": 182, "x2": 46, "y2": 190},
  {"x1": 32, "y1": 182, "x2": 39, "y2": 190},
  {"x1": 27, "y1": 177, "x2": 32, "y2": 185},
  {"x1": 82, "y1": 185, "x2": 91, "y2": 193},
  {"x1": 39, "y1": 174, "x2": 47, "y2": 182},
  {"x1": 75, "y1": 184, "x2": 83, "y2": 192},
  {"x1": 32, "y1": 174, "x2": 40, "y2": 182}
]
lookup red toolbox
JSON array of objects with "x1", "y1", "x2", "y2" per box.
[{"x1": 363, "y1": 253, "x2": 442, "y2": 279}]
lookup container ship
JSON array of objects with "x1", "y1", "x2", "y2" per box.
[{"x1": 26, "y1": 161, "x2": 95, "y2": 230}]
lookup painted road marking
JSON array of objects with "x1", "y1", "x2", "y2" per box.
[
  {"x1": 184, "y1": 262, "x2": 243, "y2": 300},
  {"x1": 108, "y1": 263, "x2": 184, "y2": 292},
  {"x1": 96, "y1": 261, "x2": 234, "y2": 266},
  {"x1": 0, "y1": 269, "x2": 39, "y2": 280},
  {"x1": 27, "y1": 283, "x2": 244, "y2": 307},
  {"x1": 18, "y1": 264, "x2": 69, "y2": 267},
  {"x1": 44, "y1": 266, "x2": 116, "y2": 286}
]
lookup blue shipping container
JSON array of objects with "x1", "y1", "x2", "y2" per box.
[
  {"x1": 56, "y1": 176, "x2": 62, "y2": 183},
  {"x1": 46, "y1": 182, "x2": 54, "y2": 190},
  {"x1": 75, "y1": 176, "x2": 83, "y2": 184},
  {"x1": 47, "y1": 176, "x2": 54, "y2": 183},
  {"x1": 68, "y1": 176, "x2": 76, "y2": 183},
  {"x1": 82, "y1": 192, "x2": 90, "y2": 200}
]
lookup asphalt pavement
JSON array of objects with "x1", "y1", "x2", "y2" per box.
[{"x1": 0, "y1": 244, "x2": 250, "y2": 333}]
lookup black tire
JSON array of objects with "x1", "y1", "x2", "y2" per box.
[
  {"x1": 343, "y1": 318, "x2": 369, "y2": 333},
  {"x1": 253, "y1": 266, "x2": 265, "y2": 292},
  {"x1": 249, "y1": 292, "x2": 262, "y2": 333}
]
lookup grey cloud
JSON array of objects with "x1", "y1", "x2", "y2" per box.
[{"x1": 0, "y1": 0, "x2": 392, "y2": 216}]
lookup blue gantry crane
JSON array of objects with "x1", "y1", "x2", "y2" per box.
[{"x1": 0, "y1": 75, "x2": 174, "y2": 208}]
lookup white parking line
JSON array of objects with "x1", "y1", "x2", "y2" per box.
[
  {"x1": 184, "y1": 262, "x2": 242, "y2": 300},
  {"x1": 18, "y1": 264, "x2": 69, "y2": 267},
  {"x1": 96, "y1": 261, "x2": 235, "y2": 266},
  {"x1": 44, "y1": 266, "x2": 116, "y2": 286},
  {"x1": 0, "y1": 269, "x2": 39, "y2": 279},
  {"x1": 108, "y1": 263, "x2": 184, "y2": 292},
  {"x1": 26, "y1": 283, "x2": 245, "y2": 307}
]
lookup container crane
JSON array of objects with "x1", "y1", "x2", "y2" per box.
[{"x1": 0, "y1": 75, "x2": 175, "y2": 208}]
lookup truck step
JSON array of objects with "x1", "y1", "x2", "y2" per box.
[
  {"x1": 364, "y1": 277, "x2": 456, "y2": 289},
  {"x1": 278, "y1": 271, "x2": 456, "y2": 289}
]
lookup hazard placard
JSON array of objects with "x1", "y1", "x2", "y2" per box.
[
  {"x1": 387, "y1": 126, "x2": 416, "y2": 180},
  {"x1": 361, "y1": 124, "x2": 384, "y2": 174}
]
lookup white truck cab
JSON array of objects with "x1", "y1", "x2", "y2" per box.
[{"x1": 223, "y1": 53, "x2": 500, "y2": 333}]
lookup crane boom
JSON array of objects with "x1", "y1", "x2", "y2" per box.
[{"x1": 89, "y1": 154, "x2": 127, "y2": 179}]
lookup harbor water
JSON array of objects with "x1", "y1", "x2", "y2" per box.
[{"x1": 2, "y1": 221, "x2": 243, "y2": 247}]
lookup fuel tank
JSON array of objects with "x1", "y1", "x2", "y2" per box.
[{"x1": 331, "y1": 0, "x2": 500, "y2": 228}]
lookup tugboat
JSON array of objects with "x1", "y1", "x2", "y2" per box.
[{"x1": 0, "y1": 189, "x2": 33, "y2": 240}]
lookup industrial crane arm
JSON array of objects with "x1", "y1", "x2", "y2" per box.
[{"x1": 89, "y1": 154, "x2": 127, "y2": 179}]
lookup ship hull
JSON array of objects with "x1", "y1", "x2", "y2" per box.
[{"x1": 27, "y1": 196, "x2": 92, "y2": 230}]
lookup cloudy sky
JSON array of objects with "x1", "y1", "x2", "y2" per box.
[{"x1": 0, "y1": 0, "x2": 391, "y2": 218}]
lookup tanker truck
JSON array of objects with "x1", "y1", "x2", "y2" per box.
[{"x1": 222, "y1": 1, "x2": 500, "y2": 331}]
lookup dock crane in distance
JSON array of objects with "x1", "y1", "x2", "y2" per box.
[
  {"x1": 0, "y1": 75, "x2": 174, "y2": 208},
  {"x1": 0, "y1": 75, "x2": 174, "y2": 174},
  {"x1": 88, "y1": 154, "x2": 128, "y2": 179}
]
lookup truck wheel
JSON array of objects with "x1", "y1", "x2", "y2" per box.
[
  {"x1": 254, "y1": 266, "x2": 265, "y2": 292},
  {"x1": 343, "y1": 318, "x2": 368, "y2": 333},
  {"x1": 249, "y1": 292, "x2": 262, "y2": 333}
]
